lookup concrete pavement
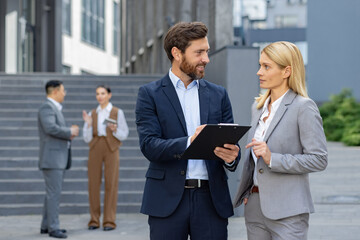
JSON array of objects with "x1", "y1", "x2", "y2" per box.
[{"x1": 1, "y1": 141, "x2": 359, "y2": 240}]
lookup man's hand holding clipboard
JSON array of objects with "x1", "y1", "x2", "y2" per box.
[{"x1": 181, "y1": 124, "x2": 251, "y2": 163}]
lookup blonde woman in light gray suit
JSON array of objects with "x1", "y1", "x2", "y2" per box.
[{"x1": 234, "y1": 41, "x2": 328, "y2": 240}]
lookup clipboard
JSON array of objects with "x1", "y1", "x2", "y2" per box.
[{"x1": 180, "y1": 124, "x2": 251, "y2": 161}]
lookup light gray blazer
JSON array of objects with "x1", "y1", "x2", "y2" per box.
[
  {"x1": 38, "y1": 100, "x2": 72, "y2": 169},
  {"x1": 234, "y1": 90, "x2": 328, "y2": 220}
]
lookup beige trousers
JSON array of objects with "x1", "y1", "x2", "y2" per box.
[{"x1": 87, "y1": 137, "x2": 119, "y2": 228}]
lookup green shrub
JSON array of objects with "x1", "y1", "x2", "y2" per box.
[
  {"x1": 319, "y1": 88, "x2": 360, "y2": 146},
  {"x1": 342, "y1": 120, "x2": 360, "y2": 146},
  {"x1": 322, "y1": 115, "x2": 345, "y2": 141}
]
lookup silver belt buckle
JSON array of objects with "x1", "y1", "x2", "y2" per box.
[{"x1": 197, "y1": 179, "x2": 201, "y2": 188}]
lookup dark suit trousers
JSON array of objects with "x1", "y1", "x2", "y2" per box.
[
  {"x1": 41, "y1": 169, "x2": 65, "y2": 232},
  {"x1": 148, "y1": 185, "x2": 228, "y2": 240}
]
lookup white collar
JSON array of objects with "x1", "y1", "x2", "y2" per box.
[
  {"x1": 262, "y1": 89, "x2": 289, "y2": 113},
  {"x1": 47, "y1": 97, "x2": 63, "y2": 111},
  {"x1": 169, "y1": 68, "x2": 199, "y2": 89},
  {"x1": 96, "y1": 102, "x2": 113, "y2": 113}
]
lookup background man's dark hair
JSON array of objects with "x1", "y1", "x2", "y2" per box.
[
  {"x1": 45, "y1": 80, "x2": 63, "y2": 95},
  {"x1": 164, "y1": 22, "x2": 208, "y2": 62},
  {"x1": 96, "y1": 84, "x2": 111, "y2": 93}
]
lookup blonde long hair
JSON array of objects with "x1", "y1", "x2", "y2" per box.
[{"x1": 256, "y1": 41, "x2": 308, "y2": 109}]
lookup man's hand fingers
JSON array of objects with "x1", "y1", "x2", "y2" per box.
[
  {"x1": 223, "y1": 144, "x2": 239, "y2": 151},
  {"x1": 214, "y1": 145, "x2": 239, "y2": 163}
]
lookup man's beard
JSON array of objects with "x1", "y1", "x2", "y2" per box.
[{"x1": 180, "y1": 57, "x2": 206, "y2": 80}]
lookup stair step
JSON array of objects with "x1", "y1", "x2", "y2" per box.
[
  {"x1": 0, "y1": 157, "x2": 149, "y2": 168},
  {"x1": 0, "y1": 126, "x2": 139, "y2": 138},
  {"x1": 0, "y1": 178, "x2": 146, "y2": 191},
  {"x1": 0, "y1": 137, "x2": 139, "y2": 148},
  {"x1": 0, "y1": 191, "x2": 143, "y2": 204},
  {"x1": 0, "y1": 204, "x2": 141, "y2": 215},
  {"x1": 0, "y1": 167, "x2": 147, "y2": 179}
]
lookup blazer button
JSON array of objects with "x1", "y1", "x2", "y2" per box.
[
  {"x1": 180, "y1": 170, "x2": 185, "y2": 175},
  {"x1": 258, "y1": 168, "x2": 264, "y2": 174}
]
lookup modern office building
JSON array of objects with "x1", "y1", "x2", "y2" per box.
[
  {"x1": 119, "y1": 0, "x2": 234, "y2": 74},
  {"x1": 0, "y1": 0, "x2": 121, "y2": 75},
  {"x1": 0, "y1": 0, "x2": 234, "y2": 75},
  {"x1": 234, "y1": 0, "x2": 307, "y2": 62}
]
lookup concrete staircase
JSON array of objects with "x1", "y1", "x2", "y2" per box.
[{"x1": 0, "y1": 73, "x2": 160, "y2": 215}]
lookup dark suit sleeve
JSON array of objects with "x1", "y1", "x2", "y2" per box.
[
  {"x1": 135, "y1": 86, "x2": 188, "y2": 163},
  {"x1": 220, "y1": 89, "x2": 241, "y2": 171},
  {"x1": 38, "y1": 104, "x2": 71, "y2": 140}
]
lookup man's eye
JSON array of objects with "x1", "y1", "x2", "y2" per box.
[{"x1": 265, "y1": 65, "x2": 269, "y2": 70}]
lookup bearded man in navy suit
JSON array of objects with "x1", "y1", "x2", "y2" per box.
[{"x1": 135, "y1": 22, "x2": 241, "y2": 240}]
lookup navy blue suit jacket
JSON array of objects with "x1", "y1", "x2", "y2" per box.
[{"x1": 135, "y1": 74, "x2": 240, "y2": 218}]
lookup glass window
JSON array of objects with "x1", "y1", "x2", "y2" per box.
[
  {"x1": 81, "y1": 0, "x2": 105, "y2": 49},
  {"x1": 81, "y1": 69, "x2": 94, "y2": 75},
  {"x1": 113, "y1": 1, "x2": 120, "y2": 55},
  {"x1": 62, "y1": 65, "x2": 71, "y2": 74},
  {"x1": 266, "y1": 0, "x2": 276, "y2": 8},
  {"x1": 19, "y1": 0, "x2": 35, "y2": 72},
  {"x1": 287, "y1": 0, "x2": 297, "y2": 5},
  {"x1": 275, "y1": 15, "x2": 298, "y2": 28},
  {"x1": 62, "y1": 0, "x2": 71, "y2": 35}
]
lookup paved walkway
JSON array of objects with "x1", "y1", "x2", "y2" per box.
[{"x1": 1, "y1": 142, "x2": 359, "y2": 240}]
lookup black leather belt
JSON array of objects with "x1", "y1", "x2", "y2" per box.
[
  {"x1": 185, "y1": 179, "x2": 209, "y2": 189},
  {"x1": 251, "y1": 185, "x2": 259, "y2": 193}
]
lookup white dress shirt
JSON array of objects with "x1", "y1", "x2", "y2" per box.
[
  {"x1": 83, "y1": 102, "x2": 129, "y2": 143},
  {"x1": 252, "y1": 90, "x2": 289, "y2": 186},
  {"x1": 47, "y1": 97, "x2": 62, "y2": 111},
  {"x1": 169, "y1": 69, "x2": 208, "y2": 180}
]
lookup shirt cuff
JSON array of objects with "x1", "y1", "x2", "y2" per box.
[
  {"x1": 225, "y1": 160, "x2": 235, "y2": 167},
  {"x1": 186, "y1": 136, "x2": 191, "y2": 148},
  {"x1": 268, "y1": 157, "x2": 272, "y2": 168}
]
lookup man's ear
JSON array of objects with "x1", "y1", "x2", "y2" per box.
[
  {"x1": 171, "y1": 47, "x2": 181, "y2": 62},
  {"x1": 52, "y1": 88, "x2": 59, "y2": 95},
  {"x1": 283, "y1": 66, "x2": 291, "y2": 78}
]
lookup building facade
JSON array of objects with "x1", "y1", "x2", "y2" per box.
[
  {"x1": 119, "y1": 0, "x2": 234, "y2": 74},
  {"x1": 0, "y1": 0, "x2": 235, "y2": 75},
  {"x1": 233, "y1": 0, "x2": 307, "y2": 65},
  {"x1": 0, "y1": 0, "x2": 121, "y2": 75},
  {"x1": 62, "y1": 0, "x2": 121, "y2": 74}
]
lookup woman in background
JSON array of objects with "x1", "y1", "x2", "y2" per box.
[
  {"x1": 82, "y1": 85, "x2": 128, "y2": 231},
  {"x1": 234, "y1": 41, "x2": 328, "y2": 240}
]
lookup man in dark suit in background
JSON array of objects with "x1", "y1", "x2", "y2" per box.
[
  {"x1": 135, "y1": 22, "x2": 241, "y2": 240},
  {"x1": 38, "y1": 80, "x2": 79, "y2": 238}
]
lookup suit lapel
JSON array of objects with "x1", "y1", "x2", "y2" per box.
[
  {"x1": 47, "y1": 99, "x2": 66, "y2": 126},
  {"x1": 161, "y1": 75, "x2": 187, "y2": 134},
  {"x1": 198, "y1": 79, "x2": 209, "y2": 124},
  {"x1": 263, "y1": 90, "x2": 297, "y2": 142}
]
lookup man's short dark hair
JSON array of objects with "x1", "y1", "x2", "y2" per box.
[
  {"x1": 45, "y1": 80, "x2": 63, "y2": 95},
  {"x1": 164, "y1": 22, "x2": 208, "y2": 62},
  {"x1": 96, "y1": 84, "x2": 111, "y2": 93}
]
